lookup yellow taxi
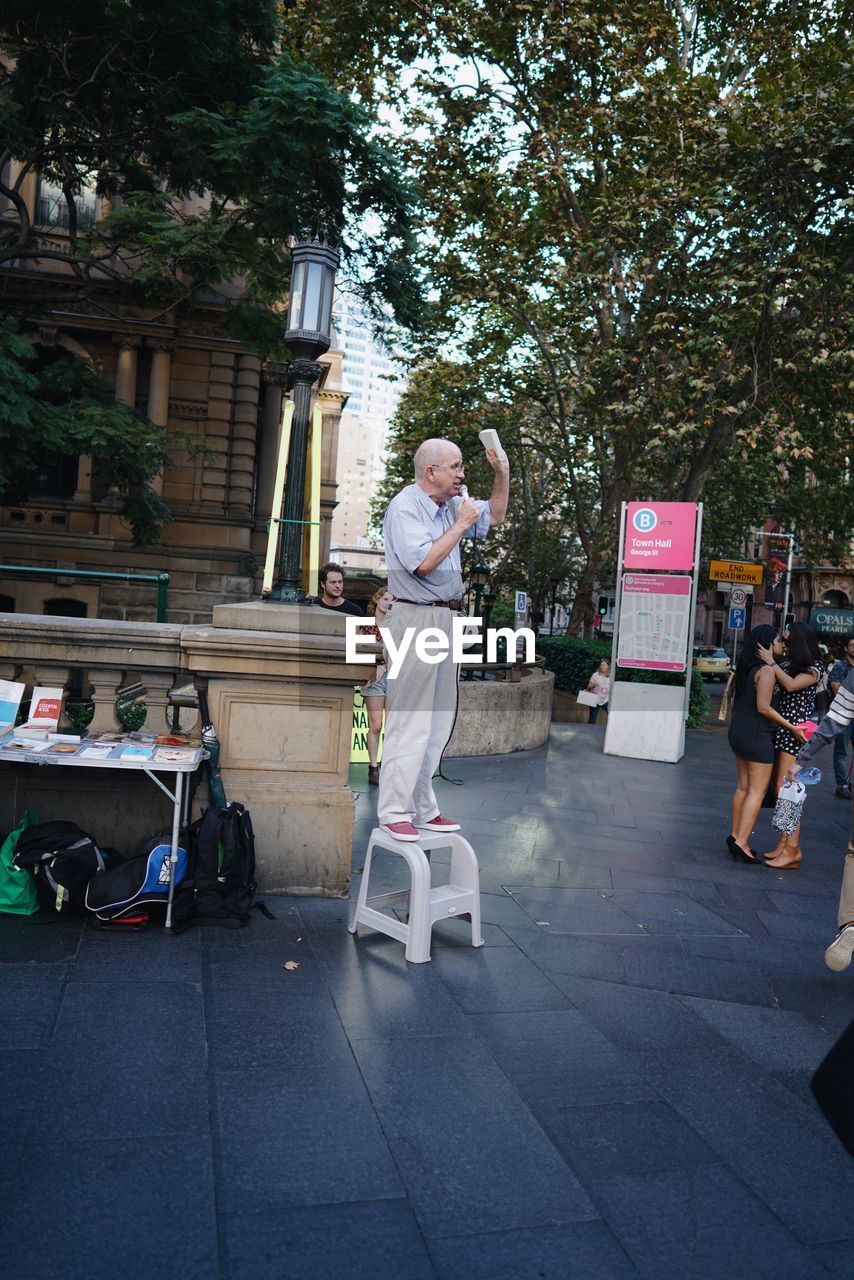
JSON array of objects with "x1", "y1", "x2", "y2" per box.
[{"x1": 692, "y1": 646, "x2": 732, "y2": 681}]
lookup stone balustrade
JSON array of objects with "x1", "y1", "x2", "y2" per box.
[{"x1": 0, "y1": 606, "x2": 367, "y2": 895}]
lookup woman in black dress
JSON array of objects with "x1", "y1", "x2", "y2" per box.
[
  {"x1": 759, "y1": 622, "x2": 822, "y2": 869},
  {"x1": 727, "y1": 625, "x2": 807, "y2": 863}
]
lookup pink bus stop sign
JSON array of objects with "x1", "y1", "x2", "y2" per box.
[{"x1": 623, "y1": 502, "x2": 698, "y2": 571}]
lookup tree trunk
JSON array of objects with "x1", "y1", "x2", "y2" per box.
[{"x1": 568, "y1": 547, "x2": 603, "y2": 635}]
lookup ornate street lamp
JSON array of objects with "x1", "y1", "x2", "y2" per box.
[
  {"x1": 471, "y1": 562, "x2": 489, "y2": 619},
  {"x1": 270, "y1": 238, "x2": 340, "y2": 601},
  {"x1": 482, "y1": 588, "x2": 497, "y2": 633}
]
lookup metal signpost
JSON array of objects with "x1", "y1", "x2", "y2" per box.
[{"x1": 606, "y1": 501, "x2": 703, "y2": 763}]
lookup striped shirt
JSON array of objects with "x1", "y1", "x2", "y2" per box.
[
  {"x1": 797, "y1": 667, "x2": 854, "y2": 765},
  {"x1": 383, "y1": 483, "x2": 491, "y2": 603}
]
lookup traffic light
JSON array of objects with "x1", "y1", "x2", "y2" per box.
[{"x1": 598, "y1": 600, "x2": 608, "y2": 616}]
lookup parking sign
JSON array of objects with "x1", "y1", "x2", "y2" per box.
[
  {"x1": 515, "y1": 591, "x2": 527, "y2": 614},
  {"x1": 728, "y1": 606, "x2": 746, "y2": 631}
]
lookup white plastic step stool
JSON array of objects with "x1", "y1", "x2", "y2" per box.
[{"x1": 349, "y1": 827, "x2": 484, "y2": 963}]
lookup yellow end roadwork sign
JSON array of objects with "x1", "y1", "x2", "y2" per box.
[{"x1": 709, "y1": 559, "x2": 764, "y2": 585}]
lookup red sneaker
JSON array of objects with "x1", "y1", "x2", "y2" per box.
[
  {"x1": 381, "y1": 821, "x2": 420, "y2": 842},
  {"x1": 415, "y1": 814, "x2": 461, "y2": 832}
]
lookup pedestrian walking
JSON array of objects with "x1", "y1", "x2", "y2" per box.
[
  {"x1": 361, "y1": 588, "x2": 393, "y2": 786},
  {"x1": 726, "y1": 625, "x2": 807, "y2": 864},
  {"x1": 585, "y1": 660, "x2": 611, "y2": 724},
  {"x1": 377, "y1": 437, "x2": 509, "y2": 841},
  {"x1": 828, "y1": 636, "x2": 854, "y2": 799},
  {"x1": 787, "y1": 663, "x2": 854, "y2": 971},
  {"x1": 758, "y1": 622, "x2": 822, "y2": 869}
]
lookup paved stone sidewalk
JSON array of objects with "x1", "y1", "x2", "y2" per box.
[{"x1": 1, "y1": 724, "x2": 852, "y2": 1279}]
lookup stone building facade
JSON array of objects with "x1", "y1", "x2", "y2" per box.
[{"x1": 1, "y1": 172, "x2": 348, "y2": 623}]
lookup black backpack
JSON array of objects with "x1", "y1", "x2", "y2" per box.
[
  {"x1": 14, "y1": 820, "x2": 105, "y2": 915},
  {"x1": 189, "y1": 802, "x2": 264, "y2": 928}
]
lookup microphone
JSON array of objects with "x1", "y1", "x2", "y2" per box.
[{"x1": 460, "y1": 485, "x2": 469, "y2": 500}]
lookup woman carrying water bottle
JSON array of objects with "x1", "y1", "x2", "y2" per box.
[
  {"x1": 726, "y1": 626, "x2": 807, "y2": 864},
  {"x1": 757, "y1": 622, "x2": 822, "y2": 870}
]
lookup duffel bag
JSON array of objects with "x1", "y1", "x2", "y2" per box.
[
  {"x1": 85, "y1": 841, "x2": 189, "y2": 922},
  {"x1": 14, "y1": 820, "x2": 105, "y2": 915}
]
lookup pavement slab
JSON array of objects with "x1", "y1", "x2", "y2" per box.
[{"x1": 0, "y1": 722, "x2": 850, "y2": 1277}]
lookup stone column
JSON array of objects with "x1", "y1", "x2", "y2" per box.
[
  {"x1": 229, "y1": 353, "x2": 262, "y2": 519},
  {"x1": 204, "y1": 350, "x2": 235, "y2": 512},
  {"x1": 256, "y1": 370, "x2": 289, "y2": 524},
  {"x1": 146, "y1": 339, "x2": 175, "y2": 497},
  {"x1": 86, "y1": 667, "x2": 124, "y2": 733},
  {"x1": 73, "y1": 453, "x2": 93, "y2": 504},
  {"x1": 112, "y1": 334, "x2": 142, "y2": 406}
]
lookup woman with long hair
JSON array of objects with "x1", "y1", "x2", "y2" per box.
[
  {"x1": 361, "y1": 588, "x2": 393, "y2": 786},
  {"x1": 727, "y1": 624, "x2": 807, "y2": 863},
  {"x1": 758, "y1": 621, "x2": 822, "y2": 869}
]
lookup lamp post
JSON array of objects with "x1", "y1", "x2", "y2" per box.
[
  {"x1": 482, "y1": 588, "x2": 496, "y2": 633},
  {"x1": 270, "y1": 239, "x2": 340, "y2": 602},
  {"x1": 471, "y1": 562, "x2": 489, "y2": 619}
]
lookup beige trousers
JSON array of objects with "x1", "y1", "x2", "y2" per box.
[
  {"x1": 840, "y1": 801, "x2": 854, "y2": 927},
  {"x1": 377, "y1": 604, "x2": 459, "y2": 826}
]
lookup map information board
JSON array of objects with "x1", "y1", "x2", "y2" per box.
[{"x1": 617, "y1": 574, "x2": 692, "y2": 672}]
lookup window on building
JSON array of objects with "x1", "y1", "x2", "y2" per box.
[
  {"x1": 35, "y1": 175, "x2": 97, "y2": 230},
  {"x1": 44, "y1": 598, "x2": 87, "y2": 617},
  {"x1": 0, "y1": 594, "x2": 15, "y2": 612}
]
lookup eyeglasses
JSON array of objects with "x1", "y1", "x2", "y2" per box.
[{"x1": 432, "y1": 461, "x2": 465, "y2": 473}]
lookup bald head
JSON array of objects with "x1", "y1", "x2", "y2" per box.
[
  {"x1": 414, "y1": 438, "x2": 459, "y2": 481},
  {"x1": 413, "y1": 437, "x2": 465, "y2": 503}
]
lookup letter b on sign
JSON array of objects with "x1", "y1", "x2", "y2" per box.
[{"x1": 633, "y1": 508, "x2": 657, "y2": 533}]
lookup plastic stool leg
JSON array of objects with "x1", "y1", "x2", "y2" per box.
[
  {"x1": 349, "y1": 837, "x2": 376, "y2": 934},
  {"x1": 448, "y1": 834, "x2": 484, "y2": 947},
  {"x1": 403, "y1": 845, "x2": 433, "y2": 963}
]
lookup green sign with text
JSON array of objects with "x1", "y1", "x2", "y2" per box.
[{"x1": 810, "y1": 607, "x2": 854, "y2": 636}]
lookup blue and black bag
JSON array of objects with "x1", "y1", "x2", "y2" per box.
[{"x1": 84, "y1": 832, "x2": 189, "y2": 922}]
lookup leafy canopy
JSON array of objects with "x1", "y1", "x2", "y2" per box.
[
  {"x1": 0, "y1": 0, "x2": 422, "y2": 337},
  {"x1": 0, "y1": 1, "x2": 424, "y2": 542},
  {"x1": 296, "y1": 1, "x2": 853, "y2": 625}
]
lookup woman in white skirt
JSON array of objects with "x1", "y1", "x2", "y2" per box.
[{"x1": 362, "y1": 589, "x2": 393, "y2": 785}]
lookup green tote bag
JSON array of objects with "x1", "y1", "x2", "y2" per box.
[{"x1": 0, "y1": 809, "x2": 39, "y2": 915}]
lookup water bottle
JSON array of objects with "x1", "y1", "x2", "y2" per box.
[{"x1": 799, "y1": 767, "x2": 822, "y2": 785}]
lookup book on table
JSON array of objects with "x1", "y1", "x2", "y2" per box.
[
  {"x1": 0, "y1": 679, "x2": 26, "y2": 736},
  {"x1": 14, "y1": 686, "x2": 63, "y2": 739}
]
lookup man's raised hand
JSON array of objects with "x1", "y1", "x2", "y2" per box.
[{"x1": 485, "y1": 448, "x2": 510, "y2": 476}]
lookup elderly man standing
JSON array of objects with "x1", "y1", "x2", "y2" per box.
[{"x1": 378, "y1": 437, "x2": 509, "y2": 841}]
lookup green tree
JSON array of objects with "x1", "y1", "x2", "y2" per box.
[
  {"x1": 0, "y1": 1, "x2": 422, "y2": 541},
  {"x1": 0, "y1": 315, "x2": 174, "y2": 544},
  {"x1": 297, "y1": 1, "x2": 853, "y2": 626},
  {"x1": 0, "y1": 0, "x2": 420, "y2": 333}
]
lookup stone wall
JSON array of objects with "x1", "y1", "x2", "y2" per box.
[{"x1": 0, "y1": 607, "x2": 366, "y2": 896}]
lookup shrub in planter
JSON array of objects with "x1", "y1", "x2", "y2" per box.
[{"x1": 536, "y1": 636, "x2": 709, "y2": 728}]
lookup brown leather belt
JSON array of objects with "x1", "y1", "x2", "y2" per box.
[{"x1": 394, "y1": 598, "x2": 461, "y2": 609}]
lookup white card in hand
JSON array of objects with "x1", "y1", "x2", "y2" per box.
[{"x1": 478, "y1": 428, "x2": 507, "y2": 459}]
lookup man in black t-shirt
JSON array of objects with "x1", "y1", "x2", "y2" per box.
[{"x1": 316, "y1": 563, "x2": 364, "y2": 617}]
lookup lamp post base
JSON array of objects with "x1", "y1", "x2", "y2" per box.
[{"x1": 266, "y1": 584, "x2": 307, "y2": 604}]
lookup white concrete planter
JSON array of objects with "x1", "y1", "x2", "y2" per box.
[{"x1": 445, "y1": 668, "x2": 554, "y2": 757}]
